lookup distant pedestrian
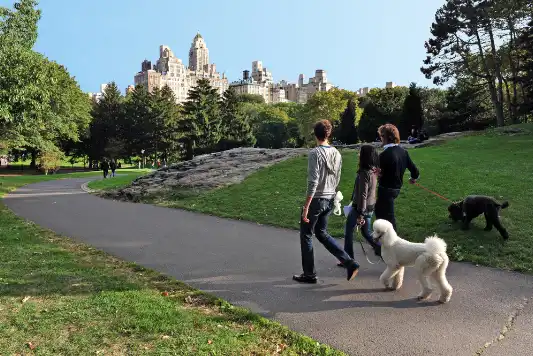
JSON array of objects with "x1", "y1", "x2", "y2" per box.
[
  {"x1": 101, "y1": 159, "x2": 109, "y2": 179},
  {"x1": 110, "y1": 159, "x2": 117, "y2": 177},
  {"x1": 293, "y1": 119, "x2": 360, "y2": 284}
]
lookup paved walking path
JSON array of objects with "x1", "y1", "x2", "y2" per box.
[{"x1": 4, "y1": 178, "x2": 533, "y2": 356}]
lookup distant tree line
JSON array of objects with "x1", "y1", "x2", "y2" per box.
[{"x1": 2, "y1": 0, "x2": 532, "y2": 173}]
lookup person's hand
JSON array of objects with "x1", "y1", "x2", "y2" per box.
[
  {"x1": 357, "y1": 216, "x2": 365, "y2": 226},
  {"x1": 409, "y1": 178, "x2": 417, "y2": 184},
  {"x1": 302, "y1": 206, "x2": 310, "y2": 223}
]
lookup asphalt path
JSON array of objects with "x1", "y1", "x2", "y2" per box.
[{"x1": 4, "y1": 178, "x2": 533, "y2": 356}]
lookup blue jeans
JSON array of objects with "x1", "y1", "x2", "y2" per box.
[
  {"x1": 344, "y1": 208, "x2": 377, "y2": 259},
  {"x1": 300, "y1": 198, "x2": 357, "y2": 276}
]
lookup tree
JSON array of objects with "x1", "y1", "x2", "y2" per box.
[
  {"x1": 357, "y1": 87, "x2": 408, "y2": 142},
  {"x1": 0, "y1": 0, "x2": 40, "y2": 50},
  {"x1": 421, "y1": 0, "x2": 532, "y2": 127},
  {"x1": 182, "y1": 79, "x2": 221, "y2": 159},
  {"x1": 237, "y1": 93, "x2": 265, "y2": 104},
  {"x1": 401, "y1": 83, "x2": 424, "y2": 136},
  {"x1": 517, "y1": 19, "x2": 533, "y2": 116},
  {"x1": 301, "y1": 88, "x2": 350, "y2": 144},
  {"x1": 0, "y1": 0, "x2": 91, "y2": 167},
  {"x1": 336, "y1": 99, "x2": 358, "y2": 144},
  {"x1": 219, "y1": 87, "x2": 255, "y2": 150},
  {"x1": 251, "y1": 105, "x2": 298, "y2": 149},
  {"x1": 89, "y1": 82, "x2": 124, "y2": 163},
  {"x1": 419, "y1": 88, "x2": 447, "y2": 133},
  {"x1": 437, "y1": 78, "x2": 493, "y2": 133},
  {"x1": 157, "y1": 85, "x2": 184, "y2": 162}
]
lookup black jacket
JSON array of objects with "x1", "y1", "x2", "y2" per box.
[{"x1": 378, "y1": 145, "x2": 419, "y2": 189}]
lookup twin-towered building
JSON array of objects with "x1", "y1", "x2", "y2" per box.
[
  {"x1": 132, "y1": 33, "x2": 334, "y2": 104},
  {"x1": 134, "y1": 33, "x2": 229, "y2": 103}
]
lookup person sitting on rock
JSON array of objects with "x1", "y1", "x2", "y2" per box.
[{"x1": 408, "y1": 127, "x2": 421, "y2": 144}]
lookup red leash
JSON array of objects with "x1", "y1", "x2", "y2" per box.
[{"x1": 414, "y1": 182, "x2": 451, "y2": 202}]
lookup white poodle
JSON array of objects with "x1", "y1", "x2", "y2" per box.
[{"x1": 372, "y1": 219, "x2": 453, "y2": 303}]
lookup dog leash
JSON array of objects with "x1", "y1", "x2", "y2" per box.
[
  {"x1": 355, "y1": 226, "x2": 382, "y2": 265},
  {"x1": 414, "y1": 182, "x2": 451, "y2": 202}
]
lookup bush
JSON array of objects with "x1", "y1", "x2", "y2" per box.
[{"x1": 37, "y1": 146, "x2": 65, "y2": 175}]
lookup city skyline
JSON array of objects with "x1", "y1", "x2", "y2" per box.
[
  {"x1": 126, "y1": 33, "x2": 339, "y2": 104},
  {"x1": 18, "y1": 0, "x2": 447, "y2": 94}
]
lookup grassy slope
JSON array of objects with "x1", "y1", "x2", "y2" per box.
[
  {"x1": 87, "y1": 172, "x2": 149, "y2": 191},
  {"x1": 155, "y1": 126, "x2": 533, "y2": 273},
  {"x1": 0, "y1": 174, "x2": 343, "y2": 355}
]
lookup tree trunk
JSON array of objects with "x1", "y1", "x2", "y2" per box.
[
  {"x1": 474, "y1": 27, "x2": 505, "y2": 127},
  {"x1": 30, "y1": 150, "x2": 37, "y2": 168},
  {"x1": 503, "y1": 77, "x2": 513, "y2": 120},
  {"x1": 507, "y1": 18, "x2": 520, "y2": 123},
  {"x1": 487, "y1": 23, "x2": 506, "y2": 126}
]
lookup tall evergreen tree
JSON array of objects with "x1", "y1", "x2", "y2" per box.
[
  {"x1": 89, "y1": 82, "x2": 124, "y2": 163},
  {"x1": 157, "y1": 85, "x2": 184, "y2": 161},
  {"x1": 123, "y1": 84, "x2": 152, "y2": 159},
  {"x1": 182, "y1": 79, "x2": 221, "y2": 159},
  {"x1": 401, "y1": 83, "x2": 424, "y2": 136},
  {"x1": 336, "y1": 99, "x2": 358, "y2": 144},
  {"x1": 219, "y1": 87, "x2": 256, "y2": 150}
]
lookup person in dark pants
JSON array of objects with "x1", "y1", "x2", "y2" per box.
[
  {"x1": 293, "y1": 120, "x2": 360, "y2": 284},
  {"x1": 110, "y1": 159, "x2": 117, "y2": 177},
  {"x1": 375, "y1": 124, "x2": 420, "y2": 231},
  {"x1": 101, "y1": 159, "x2": 109, "y2": 179},
  {"x1": 338, "y1": 145, "x2": 381, "y2": 267}
]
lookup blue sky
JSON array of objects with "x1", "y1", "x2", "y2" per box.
[{"x1": 3, "y1": 0, "x2": 445, "y2": 94}]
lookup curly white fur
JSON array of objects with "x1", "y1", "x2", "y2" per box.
[{"x1": 372, "y1": 219, "x2": 453, "y2": 303}]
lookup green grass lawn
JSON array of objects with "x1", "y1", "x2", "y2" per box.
[
  {"x1": 87, "y1": 170, "x2": 150, "y2": 191},
  {"x1": 0, "y1": 174, "x2": 343, "y2": 355},
  {"x1": 147, "y1": 125, "x2": 533, "y2": 273}
]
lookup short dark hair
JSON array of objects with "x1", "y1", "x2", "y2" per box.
[
  {"x1": 378, "y1": 124, "x2": 401, "y2": 144},
  {"x1": 359, "y1": 144, "x2": 379, "y2": 171},
  {"x1": 313, "y1": 120, "x2": 333, "y2": 141}
]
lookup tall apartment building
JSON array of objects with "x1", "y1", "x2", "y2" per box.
[
  {"x1": 230, "y1": 62, "x2": 331, "y2": 104},
  {"x1": 88, "y1": 83, "x2": 109, "y2": 103},
  {"x1": 133, "y1": 33, "x2": 229, "y2": 103},
  {"x1": 357, "y1": 82, "x2": 399, "y2": 96},
  {"x1": 279, "y1": 70, "x2": 333, "y2": 104},
  {"x1": 229, "y1": 61, "x2": 283, "y2": 103}
]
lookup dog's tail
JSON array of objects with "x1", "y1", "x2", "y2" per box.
[
  {"x1": 424, "y1": 235, "x2": 447, "y2": 255},
  {"x1": 500, "y1": 201, "x2": 509, "y2": 209}
]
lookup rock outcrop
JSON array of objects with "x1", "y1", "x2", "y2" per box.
[
  {"x1": 103, "y1": 147, "x2": 308, "y2": 201},
  {"x1": 103, "y1": 131, "x2": 470, "y2": 202}
]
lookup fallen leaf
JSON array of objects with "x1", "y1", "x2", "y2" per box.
[
  {"x1": 161, "y1": 335, "x2": 170, "y2": 340},
  {"x1": 22, "y1": 296, "x2": 31, "y2": 303},
  {"x1": 207, "y1": 340, "x2": 213, "y2": 345},
  {"x1": 27, "y1": 342, "x2": 36, "y2": 350},
  {"x1": 162, "y1": 291, "x2": 169, "y2": 297}
]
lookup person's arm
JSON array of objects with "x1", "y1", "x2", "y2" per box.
[
  {"x1": 334, "y1": 151, "x2": 342, "y2": 191},
  {"x1": 405, "y1": 150, "x2": 420, "y2": 182},
  {"x1": 354, "y1": 171, "x2": 370, "y2": 215},
  {"x1": 302, "y1": 150, "x2": 319, "y2": 222}
]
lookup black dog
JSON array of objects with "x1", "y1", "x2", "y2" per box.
[{"x1": 448, "y1": 195, "x2": 509, "y2": 240}]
